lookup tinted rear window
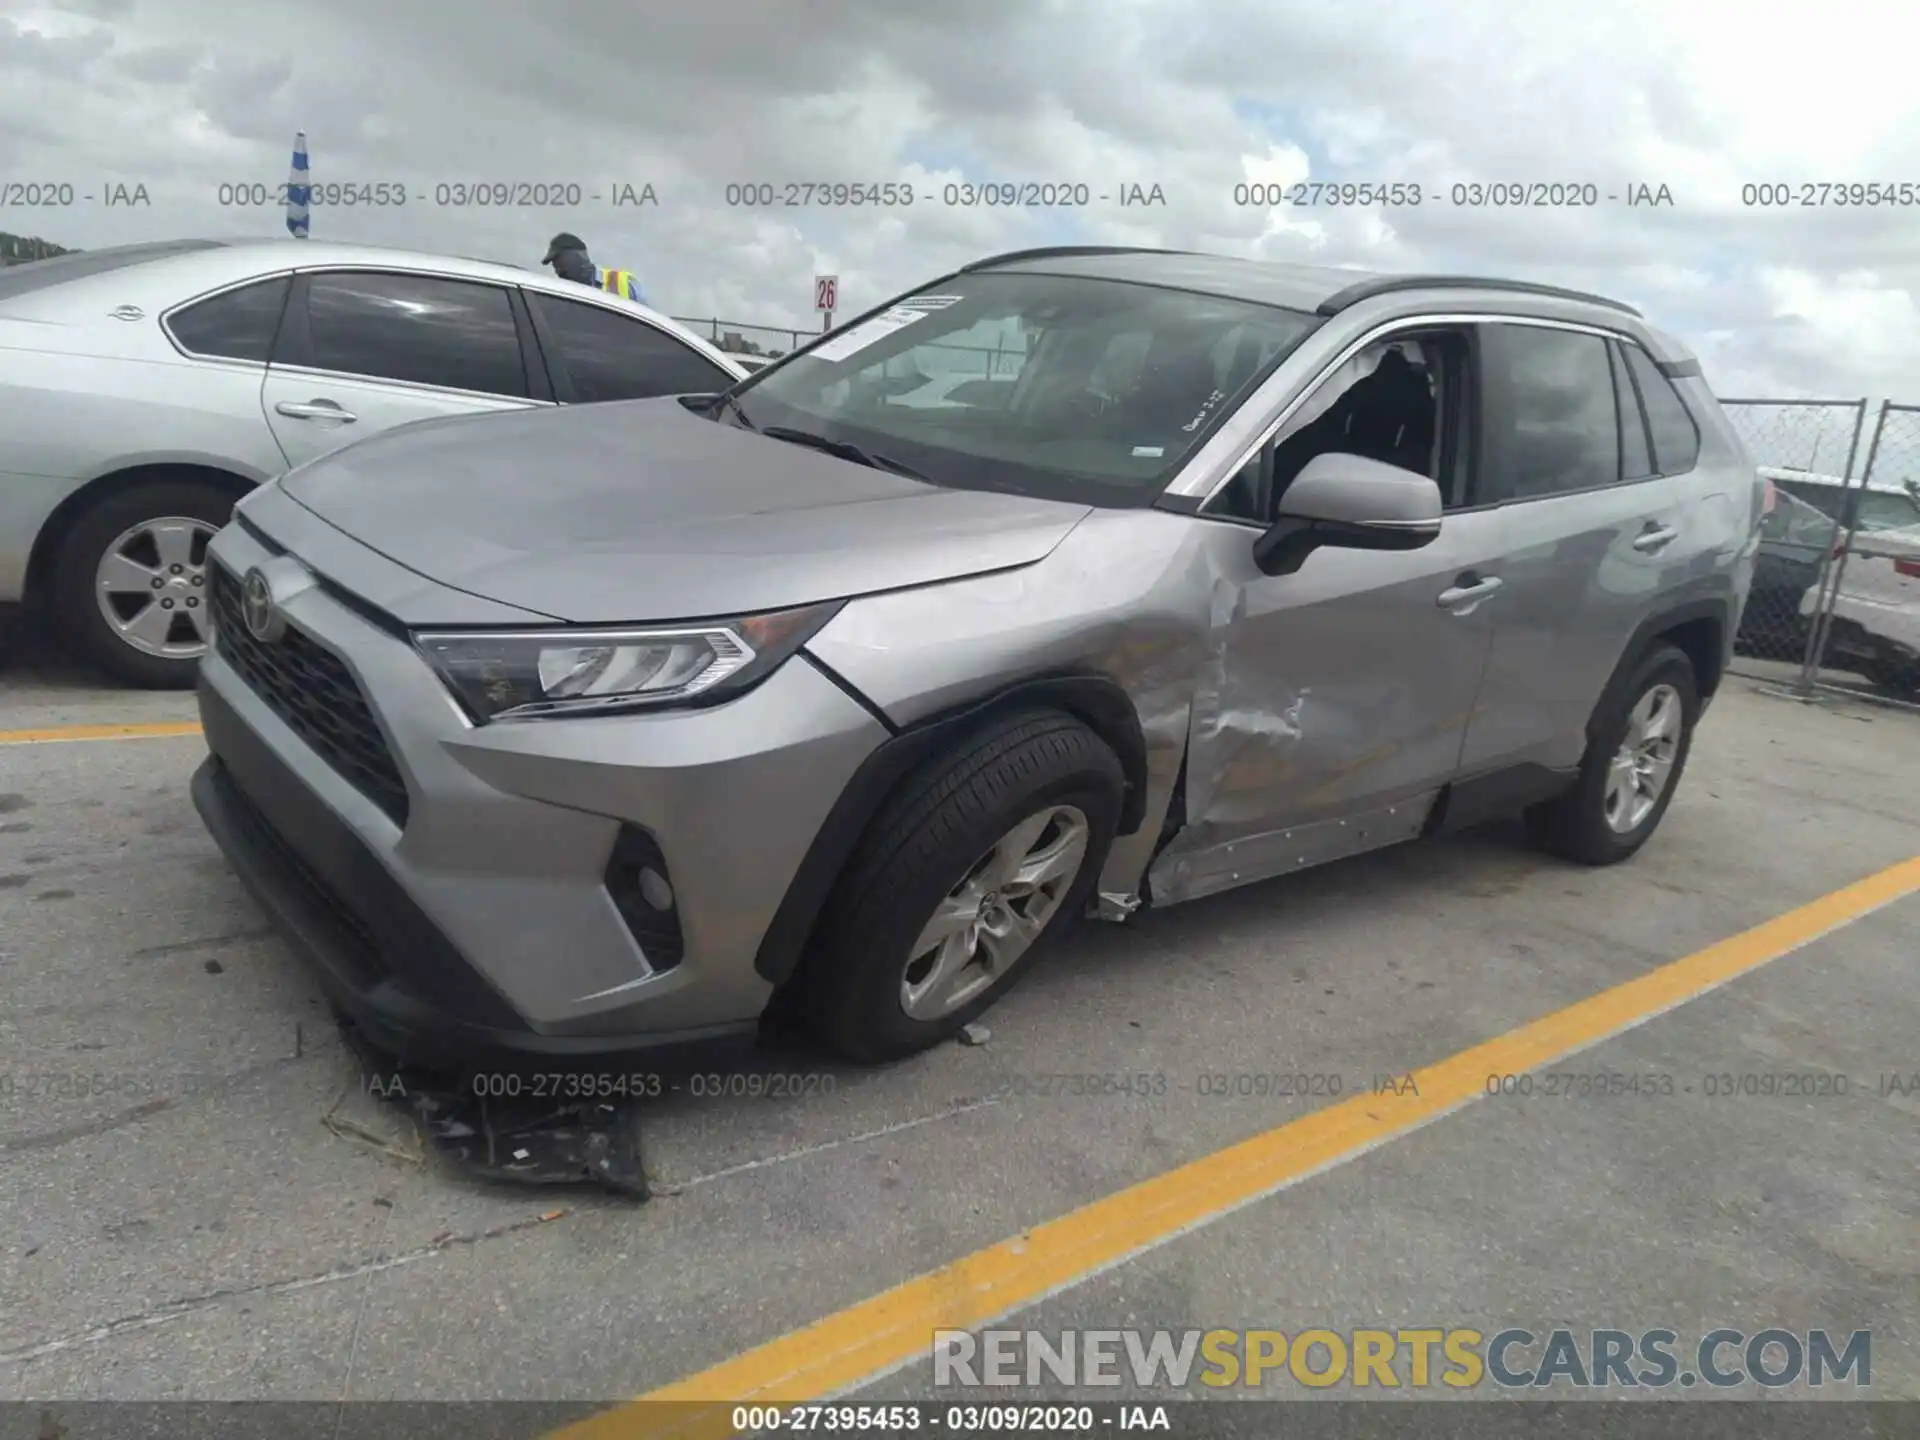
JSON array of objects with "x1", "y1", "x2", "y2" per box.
[
  {"x1": 0, "y1": 241, "x2": 226, "y2": 301},
  {"x1": 1478, "y1": 324, "x2": 1621, "y2": 500},
  {"x1": 1622, "y1": 343, "x2": 1701, "y2": 474},
  {"x1": 167, "y1": 277, "x2": 290, "y2": 362},
  {"x1": 1608, "y1": 342, "x2": 1655, "y2": 481}
]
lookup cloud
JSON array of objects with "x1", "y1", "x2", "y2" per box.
[{"x1": 0, "y1": 0, "x2": 1916, "y2": 395}]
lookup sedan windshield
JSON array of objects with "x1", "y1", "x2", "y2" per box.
[{"x1": 729, "y1": 271, "x2": 1320, "y2": 505}]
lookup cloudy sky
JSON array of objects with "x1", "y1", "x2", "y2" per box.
[{"x1": 4, "y1": 0, "x2": 1919, "y2": 417}]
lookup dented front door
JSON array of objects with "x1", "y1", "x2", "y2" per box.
[{"x1": 1147, "y1": 511, "x2": 1508, "y2": 905}]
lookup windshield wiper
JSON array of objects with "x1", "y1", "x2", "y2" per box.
[
  {"x1": 759, "y1": 425, "x2": 927, "y2": 481},
  {"x1": 708, "y1": 390, "x2": 756, "y2": 431}
]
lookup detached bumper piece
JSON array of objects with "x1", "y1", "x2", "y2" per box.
[{"x1": 335, "y1": 1023, "x2": 650, "y2": 1200}]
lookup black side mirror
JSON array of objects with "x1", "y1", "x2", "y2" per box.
[{"x1": 1252, "y1": 453, "x2": 1444, "y2": 577}]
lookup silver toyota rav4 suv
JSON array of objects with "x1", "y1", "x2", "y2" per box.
[{"x1": 191, "y1": 246, "x2": 1760, "y2": 1071}]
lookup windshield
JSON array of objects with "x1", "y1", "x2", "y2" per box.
[{"x1": 731, "y1": 271, "x2": 1319, "y2": 505}]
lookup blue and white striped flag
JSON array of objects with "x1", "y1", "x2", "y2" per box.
[{"x1": 286, "y1": 131, "x2": 310, "y2": 238}]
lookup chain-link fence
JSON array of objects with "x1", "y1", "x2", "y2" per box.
[
  {"x1": 1722, "y1": 398, "x2": 1920, "y2": 708},
  {"x1": 1800, "y1": 402, "x2": 1920, "y2": 706},
  {"x1": 668, "y1": 318, "x2": 815, "y2": 359},
  {"x1": 1720, "y1": 399, "x2": 1868, "y2": 678}
]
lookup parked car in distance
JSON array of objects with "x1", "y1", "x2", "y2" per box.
[
  {"x1": 0, "y1": 240, "x2": 746, "y2": 686},
  {"x1": 1799, "y1": 522, "x2": 1920, "y2": 693},
  {"x1": 190, "y1": 246, "x2": 1760, "y2": 1076},
  {"x1": 1763, "y1": 464, "x2": 1920, "y2": 533},
  {"x1": 1749, "y1": 466, "x2": 1920, "y2": 691},
  {"x1": 1736, "y1": 480, "x2": 1835, "y2": 661}
]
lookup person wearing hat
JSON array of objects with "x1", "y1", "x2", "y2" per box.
[{"x1": 542, "y1": 232, "x2": 644, "y2": 302}]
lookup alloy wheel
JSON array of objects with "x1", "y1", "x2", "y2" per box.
[
  {"x1": 1603, "y1": 682, "x2": 1682, "y2": 833},
  {"x1": 899, "y1": 804, "x2": 1090, "y2": 1022},
  {"x1": 94, "y1": 516, "x2": 219, "y2": 659}
]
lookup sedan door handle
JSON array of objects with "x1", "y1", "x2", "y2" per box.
[
  {"x1": 1437, "y1": 576, "x2": 1503, "y2": 609},
  {"x1": 275, "y1": 400, "x2": 357, "y2": 422},
  {"x1": 1632, "y1": 524, "x2": 1679, "y2": 552}
]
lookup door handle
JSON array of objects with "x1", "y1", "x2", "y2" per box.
[
  {"x1": 1632, "y1": 524, "x2": 1679, "y2": 552},
  {"x1": 275, "y1": 400, "x2": 357, "y2": 422},
  {"x1": 1437, "y1": 575, "x2": 1502, "y2": 609}
]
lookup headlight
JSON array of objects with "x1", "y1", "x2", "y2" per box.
[{"x1": 414, "y1": 602, "x2": 842, "y2": 723}]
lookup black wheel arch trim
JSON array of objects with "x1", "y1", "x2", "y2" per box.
[
  {"x1": 1588, "y1": 596, "x2": 1728, "y2": 746},
  {"x1": 754, "y1": 666, "x2": 1149, "y2": 986}
]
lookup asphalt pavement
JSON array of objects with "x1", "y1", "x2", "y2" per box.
[{"x1": 2, "y1": 650, "x2": 1916, "y2": 1421}]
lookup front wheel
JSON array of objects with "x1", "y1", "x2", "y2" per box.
[
  {"x1": 1525, "y1": 643, "x2": 1699, "y2": 865},
  {"x1": 801, "y1": 710, "x2": 1123, "y2": 1063}
]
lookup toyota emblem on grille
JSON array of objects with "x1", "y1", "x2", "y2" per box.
[{"x1": 241, "y1": 568, "x2": 283, "y2": 643}]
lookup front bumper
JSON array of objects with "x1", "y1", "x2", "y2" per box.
[{"x1": 192, "y1": 521, "x2": 889, "y2": 1069}]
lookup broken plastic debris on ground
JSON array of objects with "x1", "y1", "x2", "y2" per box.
[{"x1": 331, "y1": 1020, "x2": 650, "y2": 1199}]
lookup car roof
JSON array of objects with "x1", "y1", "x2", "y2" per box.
[
  {"x1": 24, "y1": 237, "x2": 561, "y2": 294},
  {"x1": 962, "y1": 245, "x2": 1645, "y2": 322}
]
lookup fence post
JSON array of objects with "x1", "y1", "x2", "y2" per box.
[{"x1": 1796, "y1": 399, "x2": 1883, "y2": 695}]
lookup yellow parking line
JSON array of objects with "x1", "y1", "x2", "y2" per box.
[
  {"x1": 0, "y1": 721, "x2": 204, "y2": 746},
  {"x1": 554, "y1": 856, "x2": 1920, "y2": 1440}
]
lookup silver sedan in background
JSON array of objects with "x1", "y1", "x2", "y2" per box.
[{"x1": 0, "y1": 239, "x2": 745, "y2": 686}]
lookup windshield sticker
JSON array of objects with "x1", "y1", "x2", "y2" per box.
[
  {"x1": 1180, "y1": 389, "x2": 1228, "y2": 433},
  {"x1": 896, "y1": 294, "x2": 964, "y2": 311},
  {"x1": 811, "y1": 306, "x2": 930, "y2": 363},
  {"x1": 1132, "y1": 445, "x2": 1165, "y2": 457}
]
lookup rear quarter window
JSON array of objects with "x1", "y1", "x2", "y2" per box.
[
  {"x1": 166, "y1": 277, "x2": 291, "y2": 362},
  {"x1": 1622, "y1": 344, "x2": 1701, "y2": 475}
]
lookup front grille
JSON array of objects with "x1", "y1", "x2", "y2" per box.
[{"x1": 211, "y1": 564, "x2": 411, "y2": 827}]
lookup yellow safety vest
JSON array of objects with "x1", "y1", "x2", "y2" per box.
[{"x1": 599, "y1": 268, "x2": 639, "y2": 300}]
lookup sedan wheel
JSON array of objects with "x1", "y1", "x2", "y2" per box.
[
  {"x1": 51, "y1": 475, "x2": 239, "y2": 688},
  {"x1": 94, "y1": 516, "x2": 219, "y2": 661}
]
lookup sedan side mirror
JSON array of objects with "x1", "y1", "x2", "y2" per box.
[{"x1": 1252, "y1": 452, "x2": 1444, "y2": 577}]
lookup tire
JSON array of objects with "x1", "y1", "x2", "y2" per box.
[
  {"x1": 1860, "y1": 656, "x2": 1919, "y2": 695},
  {"x1": 1524, "y1": 642, "x2": 1699, "y2": 866},
  {"x1": 50, "y1": 477, "x2": 238, "y2": 688},
  {"x1": 801, "y1": 710, "x2": 1124, "y2": 1063}
]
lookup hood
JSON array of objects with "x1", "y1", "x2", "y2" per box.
[{"x1": 278, "y1": 398, "x2": 1092, "y2": 623}]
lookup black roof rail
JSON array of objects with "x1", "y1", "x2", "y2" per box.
[
  {"x1": 959, "y1": 245, "x2": 1191, "y2": 272},
  {"x1": 1316, "y1": 274, "x2": 1641, "y2": 318}
]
